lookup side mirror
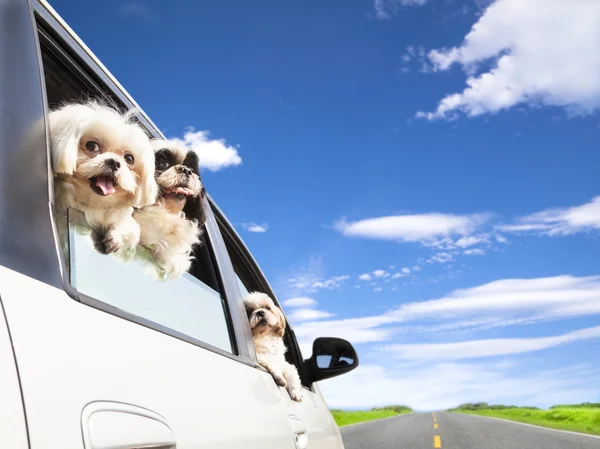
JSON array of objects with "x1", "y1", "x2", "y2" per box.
[{"x1": 304, "y1": 337, "x2": 359, "y2": 384}]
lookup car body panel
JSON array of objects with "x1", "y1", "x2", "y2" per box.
[
  {"x1": 0, "y1": 297, "x2": 29, "y2": 449},
  {"x1": 0, "y1": 265, "x2": 299, "y2": 449}
]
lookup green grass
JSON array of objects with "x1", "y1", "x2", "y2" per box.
[
  {"x1": 331, "y1": 405, "x2": 412, "y2": 427},
  {"x1": 449, "y1": 404, "x2": 600, "y2": 436}
]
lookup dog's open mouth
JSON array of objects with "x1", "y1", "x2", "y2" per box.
[
  {"x1": 90, "y1": 175, "x2": 117, "y2": 196},
  {"x1": 163, "y1": 186, "x2": 195, "y2": 197}
]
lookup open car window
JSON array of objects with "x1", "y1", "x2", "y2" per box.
[
  {"x1": 66, "y1": 208, "x2": 233, "y2": 353},
  {"x1": 218, "y1": 221, "x2": 312, "y2": 386}
]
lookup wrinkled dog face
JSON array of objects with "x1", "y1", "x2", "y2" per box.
[
  {"x1": 244, "y1": 292, "x2": 286, "y2": 339},
  {"x1": 152, "y1": 140, "x2": 203, "y2": 214}
]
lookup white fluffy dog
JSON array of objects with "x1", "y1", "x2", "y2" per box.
[
  {"x1": 132, "y1": 139, "x2": 206, "y2": 280},
  {"x1": 49, "y1": 100, "x2": 158, "y2": 255},
  {"x1": 243, "y1": 292, "x2": 303, "y2": 402}
]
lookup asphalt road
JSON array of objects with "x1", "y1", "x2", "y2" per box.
[{"x1": 341, "y1": 411, "x2": 600, "y2": 449}]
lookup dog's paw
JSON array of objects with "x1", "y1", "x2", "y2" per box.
[
  {"x1": 93, "y1": 229, "x2": 124, "y2": 255},
  {"x1": 271, "y1": 372, "x2": 287, "y2": 388},
  {"x1": 288, "y1": 385, "x2": 303, "y2": 403}
]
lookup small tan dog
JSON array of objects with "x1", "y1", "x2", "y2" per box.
[{"x1": 243, "y1": 292, "x2": 303, "y2": 402}]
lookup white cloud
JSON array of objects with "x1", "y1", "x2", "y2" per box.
[
  {"x1": 285, "y1": 258, "x2": 350, "y2": 294},
  {"x1": 294, "y1": 275, "x2": 600, "y2": 347},
  {"x1": 428, "y1": 252, "x2": 454, "y2": 264},
  {"x1": 400, "y1": 45, "x2": 429, "y2": 73},
  {"x1": 295, "y1": 316, "x2": 395, "y2": 345},
  {"x1": 374, "y1": 287, "x2": 383, "y2": 292},
  {"x1": 319, "y1": 361, "x2": 599, "y2": 411},
  {"x1": 388, "y1": 275, "x2": 600, "y2": 321},
  {"x1": 334, "y1": 213, "x2": 490, "y2": 245},
  {"x1": 171, "y1": 128, "x2": 242, "y2": 172},
  {"x1": 417, "y1": 0, "x2": 600, "y2": 120},
  {"x1": 374, "y1": 0, "x2": 427, "y2": 19},
  {"x1": 287, "y1": 308, "x2": 334, "y2": 323},
  {"x1": 358, "y1": 273, "x2": 372, "y2": 281},
  {"x1": 495, "y1": 234, "x2": 508, "y2": 244},
  {"x1": 386, "y1": 325, "x2": 600, "y2": 361},
  {"x1": 241, "y1": 222, "x2": 268, "y2": 233},
  {"x1": 311, "y1": 275, "x2": 350, "y2": 290},
  {"x1": 283, "y1": 297, "x2": 317, "y2": 308},
  {"x1": 391, "y1": 267, "x2": 412, "y2": 279},
  {"x1": 464, "y1": 248, "x2": 485, "y2": 256},
  {"x1": 373, "y1": 269, "x2": 390, "y2": 278},
  {"x1": 499, "y1": 196, "x2": 600, "y2": 236},
  {"x1": 455, "y1": 235, "x2": 486, "y2": 248}
]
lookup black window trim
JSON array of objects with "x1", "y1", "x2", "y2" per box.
[
  {"x1": 213, "y1": 203, "x2": 315, "y2": 389},
  {"x1": 33, "y1": 0, "x2": 257, "y2": 366}
]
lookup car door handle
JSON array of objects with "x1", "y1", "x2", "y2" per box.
[
  {"x1": 82, "y1": 401, "x2": 176, "y2": 449},
  {"x1": 289, "y1": 415, "x2": 307, "y2": 449}
]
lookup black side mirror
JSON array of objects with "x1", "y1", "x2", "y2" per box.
[{"x1": 304, "y1": 337, "x2": 359, "y2": 384}]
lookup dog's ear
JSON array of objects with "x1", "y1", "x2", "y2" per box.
[
  {"x1": 182, "y1": 150, "x2": 208, "y2": 227},
  {"x1": 48, "y1": 104, "x2": 89, "y2": 175},
  {"x1": 182, "y1": 186, "x2": 207, "y2": 226},
  {"x1": 133, "y1": 152, "x2": 159, "y2": 208},
  {"x1": 274, "y1": 305, "x2": 287, "y2": 338}
]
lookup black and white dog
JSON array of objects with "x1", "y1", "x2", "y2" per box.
[{"x1": 133, "y1": 139, "x2": 207, "y2": 280}]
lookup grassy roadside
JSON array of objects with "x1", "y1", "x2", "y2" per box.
[
  {"x1": 331, "y1": 405, "x2": 413, "y2": 427},
  {"x1": 448, "y1": 402, "x2": 600, "y2": 436}
]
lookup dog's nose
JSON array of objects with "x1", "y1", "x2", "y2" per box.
[
  {"x1": 177, "y1": 166, "x2": 192, "y2": 176},
  {"x1": 105, "y1": 159, "x2": 121, "y2": 170},
  {"x1": 256, "y1": 310, "x2": 265, "y2": 318}
]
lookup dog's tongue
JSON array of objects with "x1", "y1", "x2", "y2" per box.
[
  {"x1": 95, "y1": 176, "x2": 115, "y2": 196},
  {"x1": 174, "y1": 187, "x2": 194, "y2": 196}
]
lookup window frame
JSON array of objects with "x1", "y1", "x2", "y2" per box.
[
  {"x1": 213, "y1": 203, "x2": 315, "y2": 389},
  {"x1": 33, "y1": 0, "x2": 256, "y2": 365}
]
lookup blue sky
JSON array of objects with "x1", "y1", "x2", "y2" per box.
[{"x1": 50, "y1": 0, "x2": 600, "y2": 410}]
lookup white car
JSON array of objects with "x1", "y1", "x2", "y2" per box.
[{"x1": 0, "y1": 1, "x2": 359, "y2": 448}]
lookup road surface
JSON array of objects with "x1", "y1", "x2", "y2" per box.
[{"x1": 340, "y1": 411, "x2": 600, "y2": 449}]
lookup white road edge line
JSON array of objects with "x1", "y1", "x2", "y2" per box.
[
  {"x1": 340, "y1": 412, "x2": 414, "y2": 429},
  {"x1": 447, "y1": 412, "x2": 600, "y2": 440}
]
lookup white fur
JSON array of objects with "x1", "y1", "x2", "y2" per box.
[
  {"x1": 133, "y1": 205, "x2": 201, "y2": 280},
  {"x1": 49, "y1": 100, "x2": 158, "y2": 256},
  {"x1": 243, "y1": 292, "x2": 303, "y2": 402}
]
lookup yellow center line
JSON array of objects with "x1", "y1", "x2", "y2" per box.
[
  {"x1": 434, "y1": 423, "x2": 438, "y2": 429},
  {"x1": 434, "y1": 435, "x2": 442, "y2": 448}
]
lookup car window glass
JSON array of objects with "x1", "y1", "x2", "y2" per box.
[
  {"x1": 67, "y1": 208, "x2": 232, "y2": 353},
  {"x1": 236, "y1": 273, "x2": 250, "y2": 297}
]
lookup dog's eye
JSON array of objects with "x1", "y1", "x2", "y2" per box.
[
  {"x1": 85, "y1": 141, "x2": 101, "y2": 153},
  {"x1": 266, "y1": 306, "x2": 271, "y2": 311},
  {"x1": 156, "y1": 160, "x2": 169, "y2": 170},
  {"x1": 124, "y1": 154, "x2": 135, "y2": 166}
]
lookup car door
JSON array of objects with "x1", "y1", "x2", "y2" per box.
[
  {"x1": 0, "y1": 211, "x2": 301, "y2": 449},
  {"x1": 0, "y1": 300, "x2": 28, "y2": 449},
  {"x1": 0, "y1": 0, "x2": 56, "y2": 446},
  {"x1": 0, "y1": 2, "x2": 300, "y2": 448},
  {"x1": 218, "y1": 214, "x2": 345, "y2": 449}
]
